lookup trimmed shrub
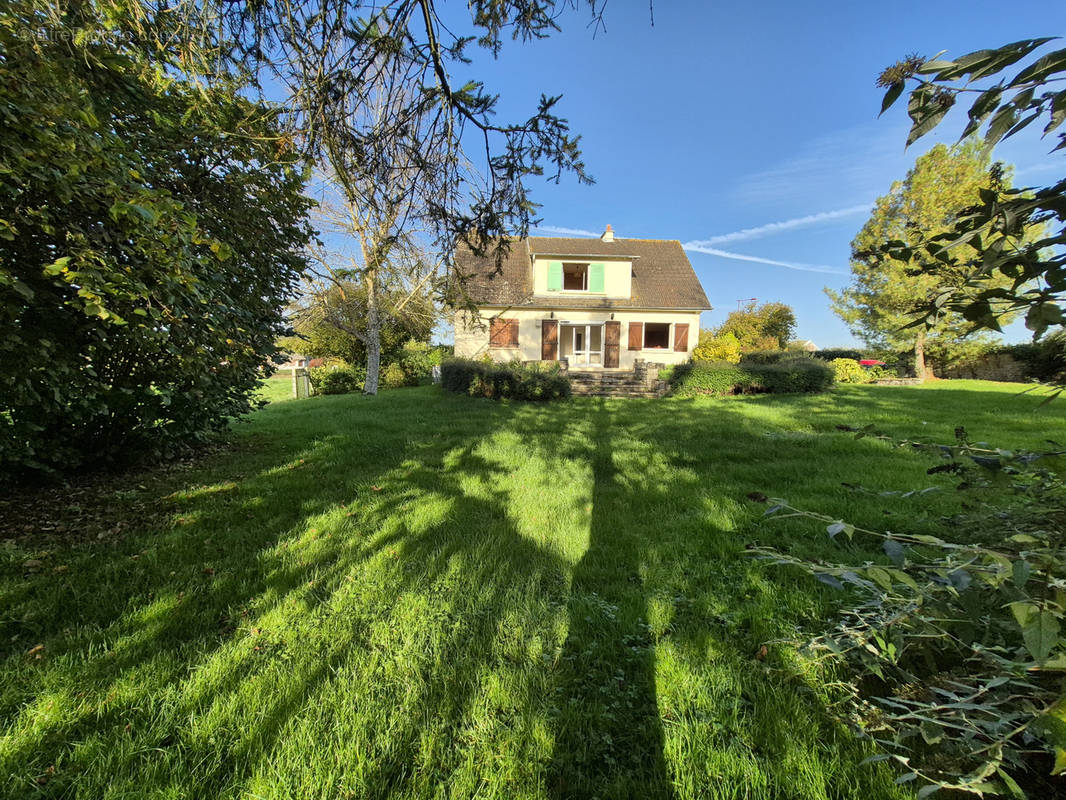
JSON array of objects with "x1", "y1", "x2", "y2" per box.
[
  {"x1": 748, "y1": 358, "x2": 834, "y2": 393},
  {"x1": 671, "y1": 358, "x2": 833, "y2": 397},
  {"x1": 670, "y1": 362, "x2": 757, "y2": 397},
  {"x1": 831, "y1": 357, "x2": 868, "y2": 384},
  {"x1": 440, "y1": 358, "x2": 570, "y2": 401},
  {"x1": 309, "y1": 365, "x2": 364, "y2": 395}
]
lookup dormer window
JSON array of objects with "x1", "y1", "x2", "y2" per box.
[
  {"x1": 563, "y1": 262, "x2": 587, "y2": 290},
  {"x1": 546, "y1": 261, "x2": 605, "y2": 293}
]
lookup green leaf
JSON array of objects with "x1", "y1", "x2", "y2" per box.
[
  {"x1": 1013, "y1": 559, "x2": 1031, "y2": 588},
  {"x1": 880, "y1": 81, "x2": 905, "y2": 117},
  {"x1": 44, "y1": 256, "x2": 72, "y2": 276},
  {"x1": 1010, "y1": 47, "x2": 1066, "y2": 86},
  {"x1": 1010, "y1": 601, "x2": 1061, "y2": 664},
  {"x1": 867, "y1": 566, "x2": 893, "y2": 591}
]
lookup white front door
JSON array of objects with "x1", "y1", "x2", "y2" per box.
[{"x1": 568, "y1": 323, "x2": 603, "y2": 367}]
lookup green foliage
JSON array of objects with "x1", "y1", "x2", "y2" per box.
[
  {"x1": 285, "y1": 286, "x2": 436, "y2": 368},
  {"x1": 0, "y1": 2, "x2": 314, "y2": 478},
  {"x1": 309, "y1": 365, "x2": 365, "y2": 395},
  {"x1": 395, "y1": 340, "x2": 445, "y2": 385},
  {"x1": 440, "y1": 359, "x2": 571, "y2": 401},
  {"x1": 669, "y1": 363, "x2": 756, "y2": 397},
  {"x1": 717, "y1": 302, "x2": 798, "y2": 351},
  {"x1": 670, "y1": 358, "x2": 834, "y2": 397},
  {"x1": 831, "y1": 358, "x2": 869, "y2": 384},
  {"x1": 876, "y1": 40, "x2": 1065, "y2": 341},
  {"x1": 692, "y1": 331, "x2": 742, "y2": 364},
  {"x1": 752, "y1": 359, "x2": 836, "y2": 394},
  {"x1": 814, "y1": 348, "x2": 866, "y2": 362},
  {"x1": 380, "y1": 363, "x2": 408, "y2": 389},
  {"x1": 827, "y1": 141, "x2": 1024, "y2": 371},
  {"x1": 754, "y1": 426, "x2": 1066, "y2": 794}
]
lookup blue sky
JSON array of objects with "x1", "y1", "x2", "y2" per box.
[{"x1": 450, "y1": 0, "x2": 1064, "y2": 346}]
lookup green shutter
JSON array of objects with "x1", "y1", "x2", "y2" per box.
[
  {"x1": 588, "y1": 262, "x2": 605, "y2": 293},
  {"x1": 547, "y1": 261, "x2": 563, "y2": 291}
]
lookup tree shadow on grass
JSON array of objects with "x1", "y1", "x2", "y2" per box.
[
  {"x1": 547, "y1": 403, "x2": 673, "y2": 799},
  {"x1": 0, "y1": 388, "x2": 942, "y2": 798}
]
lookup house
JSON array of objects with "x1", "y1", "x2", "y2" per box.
[
  {"x1": 452, "y1": 225, "x2": 712, "y2": 370},
  {"x1": 789, "y1": 340, "x2": 818, "y2": 352}
]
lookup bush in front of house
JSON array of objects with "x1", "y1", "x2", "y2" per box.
[
  {"x1": 669, "y1": 362, "x2": 757, "y2": 396},
  {"x1": 309, "y1": 364, "x2": 365, "y2": 395},
  {"x1": 670, "y1": 358, "x2": 834, "y2": 397},
  {"x1": 440, "y1": 358, "x2": 570, "y2": 401}
]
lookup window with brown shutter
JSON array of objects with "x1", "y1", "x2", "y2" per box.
[
  {"x1": 673, "y1": 323, "x2": 689, "y2": 352},
  {"x1": 627, "y1": 322, "x2": 643, "y2": 351},
  {"x1": 489, "y1": 318, "x2": 519, "y2": 348}
]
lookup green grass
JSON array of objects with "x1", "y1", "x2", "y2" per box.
[{"x1": 2, "y1": 378, "x2": 1063, "y2": 799}]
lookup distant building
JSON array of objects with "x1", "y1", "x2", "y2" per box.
[{"x1": 789, "y1": 340, "x2": 818, "y2": 352}]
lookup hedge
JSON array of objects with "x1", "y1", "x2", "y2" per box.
[
  {"x1": 670, "y1": 358, "x2": 834, "y2": 397},
  {"x1": 440, "y1": 358, "x2": 571, "y2": 401}
]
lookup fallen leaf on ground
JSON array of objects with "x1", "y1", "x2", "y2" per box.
[{"x1": 27, "y1": 644, "x2": 44, "y2": 657}]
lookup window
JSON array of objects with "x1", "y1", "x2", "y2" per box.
[
  {"x1": 546, "y1": 261, "x2": 606, "y2": 293},
  {"x1": 643, "y1": 322, "x2": 671, "y2": 349},
  {"x1": 489, "y1": 318, "x2": 519, "y2": 348},
  {"x1": 563, "y1": 262, "x2": 587, "y2": 290}
]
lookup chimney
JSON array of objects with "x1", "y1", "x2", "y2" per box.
[{"x1": 600, "y1": 223, "x2": 614, "y2": 243}]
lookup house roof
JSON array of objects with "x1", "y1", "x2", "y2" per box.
[{"x1": 452, "y1": 236, "x2": 712, "y2": 310}]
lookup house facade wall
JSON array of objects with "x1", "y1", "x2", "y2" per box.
[{"x1": 454, "y1": 308, "x2": 701, "y2": 369}]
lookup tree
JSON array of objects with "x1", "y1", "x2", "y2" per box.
[
  {"x1": 875, "y1": 39, "x2": 1065, "y2": 341},
  {"x1": 283, "y1": 275, "x2": 437, "y2": 369},
  {"x1": 827, "y1": 141, "x2": 1024, "y2": 377},
  {"x1": 717, "y1": 302, "x2": 797, "y2": 350},
  {"x1": 122, "y1": 0, "x2": 596, "y2": 275},
  {"x1": 0, "y1": 1, "x2": 314, "y2": 476}
]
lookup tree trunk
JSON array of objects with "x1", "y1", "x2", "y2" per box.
[
  {"x1": 363, "y1": 267, "x2": 381, "y2": 395},
  {"x1": 914, "y1": 329, "x2": 928, "y2": 381}
]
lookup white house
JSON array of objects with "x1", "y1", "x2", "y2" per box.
[{"x1": 452, "y1": 225, "x2": 712, "y2": 370}]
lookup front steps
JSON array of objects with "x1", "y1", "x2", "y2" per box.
[{"x1": 567, "y1": 370, "x2": 668, "y2": 398}]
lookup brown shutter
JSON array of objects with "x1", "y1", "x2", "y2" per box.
[
  {"x1": 673, "y1": 323, "x2": 689, "y2": 352},
  {"x1": 627, "y1": 322, "x2": 643, "y2": 351},
  {"x1": 490, "y1": 318, "x2": 519, "y2": 348},
  {"x1": 604, "y1": 321, "x2": 620, "y2": 367},
  {"x1": 541, "y1": 319, "x2": 558, "y2": 360}
]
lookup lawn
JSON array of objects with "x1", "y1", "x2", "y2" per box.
[{"x1": 1, "y1": 379, "x2": 1063, "y2": 799}]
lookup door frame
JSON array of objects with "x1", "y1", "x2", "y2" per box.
[{"x1": 562, "y1": 321, "x2": 605, "y2": 368}]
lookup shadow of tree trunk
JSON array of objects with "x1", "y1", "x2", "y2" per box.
[{"x1": 548, "y1": 403, "x2": 673, "y2": 799}]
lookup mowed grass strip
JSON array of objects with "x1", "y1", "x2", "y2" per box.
[{"x1": 1, "y1": 379, "x2": 1061, "y2": 799}]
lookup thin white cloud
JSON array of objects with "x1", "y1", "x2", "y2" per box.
[
  {"x1": 682, "y1": 244, "x2": 847, "y2": 275},
  {"x1": 689, "y1": 204, "x2": 871, "y2": 246},
  {"x1": 536, "y1": 223, "x2": 848, "y2": 274},
  {"x1": 534, "y1": 225, "x2": 599, "y2": 237}
]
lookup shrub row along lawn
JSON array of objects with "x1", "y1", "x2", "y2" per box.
[{"x1": 1, "y1": 379, "x2": 1062, "y2": 799}]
